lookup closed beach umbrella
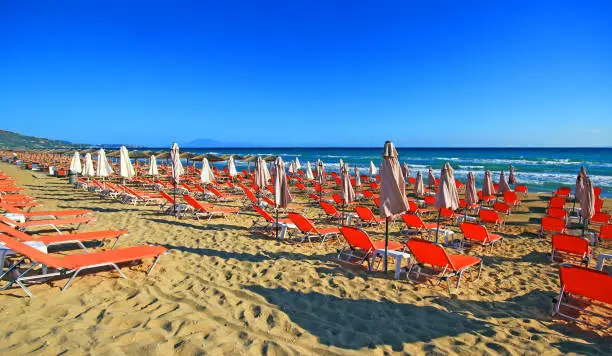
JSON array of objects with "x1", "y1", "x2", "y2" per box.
[
  {"x1": 148, "y1": 155, "x2": 159, "y2": 176},
  {"x1": 262, "y1": 158, "x2": 271, "y2": 182},
  {"x1": 339, "y1": 158, "x2": 345, "y2": 171},
  {"x1": 402, "y1": 162, "x2": 410, "y2": 181},
  {"x1": 288, "y1": 161, "x2": 296, "y2": 175},
  {"x1": 119, "y1": 146, "x2": 135, "y2": 179},
  {"x1": 575, "y1": 172, "x2": 584, "y2": 202},
  {"x1": 274, "y1": 157, "x2": 292, "y2": 238},
  {"x1": 580, "y1": 165, "x2": 587, "y2": 178},
  {"x1": 482, "y1": 170, "x2": 496, "y2": 196},
  {"x1": 340, "y1": 164, "x2": 355, "y2": 224},
  {"x1": 69, "y1": 151, "x2": 82, "y2": 174},
  {"x1": 317, "y1": 159, "x2": 325, "y2": 185},
  {"x1": 96, "y1": 148, "x2": 113, "y2": 177},
  {"x1": 428, "y1": 167, "x2": 436, "y2": 188},
  {"x1": 465, "y1": 172, "x2": 479, "y2": 208},
  {"x1": 201, "y1": 158, "x2": 215, "y2": 184},
  {"x1": 170, "y1": 143, "x2": 183, "y2": 214},
  {"x1": 580, "y1": 176, "x2": 595, "y2": 236},
  {"x1": 508, "y1": 165, "x2": 517, "y2": 185},
  {"x1": 354, "y1": 166, "x2": 361, "y2": 187},
  {"x1": 295, "y1": 157, "x2": 302, "y2": 170},
  {"x1": 305, "y1": 161, "x2": 315, "y2": 181},
  {"x1": 227, "y1": 155, "x2": 238, "y2": 177},
  {"x1": 497, "y1": 170, "x2": 511, "y2": 194},
  {"x1": 82, "y1": 153, "x2": 95, "y2": 177},
  {"x1": 433, "y1": 162, "x2": 460, "y2": 243},
  {"x1": 414, "y1": 171, "x2": 425, "y2": 196},
  {"x1": 255, "y1": 157, "x2": 267, "y2": 189},
  {"x1": 379, "y1": 141, "x2": 408, "y2": 272},
  {"x1": 369, "y1": 161, "x2": 377, "y2": 176}
]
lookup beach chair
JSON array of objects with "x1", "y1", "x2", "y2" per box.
[
  {"x1": 493, "y1": 201, "x2": 512, "y2": 216},
  {"x1": 400, "y1": 213, "x2": 437, "y2": 236},
  {"x1": 478, "y1": 209, "x2": 504, "y2": 230},
  {"x1": 319, "y1": 201, "x2": 342, "y2": 224},
  {"x1": 547, "y1": 207, "x2": 567, "y2": 221},
  {"x1": 514, "y1": 185, "x2": 528, "y2": 196},
  {"x1": 540, "y1": 216, "x2": 566, "y2": 237},
  {"x1": 337, "y1": 226, "x2": 403, "y2": 268},
  {"x1": 405, "y1": 238, "x2": 483, "y2": 293},
  {"x1": 554, "y1": 187, "x2": 572, "y2": 197},
  {"x1": 477, "y1": 191, "x2": 495, "y2": 204},
  {"x1": 591, "y1": 212, "x2": 611, "y2": 227},
  {"x1": 286, "y1": 212, "x2": 340, "y2": 245},
  {"x1": 120, "y1": 185, "x2": 164, "y2": 206},
  {"x1": 206, "y1": 186, "x2": 241, "y2": 202},
  {"x1": 598, "y1": 224, "x2": 612, "y2": 246},
  {"x1": 249, "y1": 205, "x2": 293, "y2": 235},
  {"x1": 548, "y1": 196, "x2": 566, "y2": 210},
  {"x1": 595, "y1": 198, "x2": 604, "y2": 214},
  {"x1": 0, "y1": 234, "x2": 166, "y2": 298},
  {"x1": 459, "y1": 222, "x2": 503, "y2": 252},
  {"x1": 440, "y1": 207, "x2": 461, "y2": 223},
  {"x1": 550, "y1": 234, "x2": 591, "y2": 265},
  {"x1": 182, "y1": 195, "x2": 239, "y2": 221},
  {"x1": 0, "y1": 223, "x2": 128, "y2": 250},
  {"x1": 0, "y1": 215, "x2": 94, "y2": 234},
  {"x1": 0, "y1": 203, "x2": 91, "y2": 220},
  {"x1": 503, "y1": 191, "x2": 521, "y2": 209},
  {"x1": 407, "y1": 200, "x2": 431, "y2": 216},
  {"x1": 552, "y1": 265, "x2": 612, "y2": 328},
  {"x1": 354, "y1": 206, "x2": 386, "y2": 228}
]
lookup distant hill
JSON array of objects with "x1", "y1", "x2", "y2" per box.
[{"x1": 0, "y1": 129, "x2": 83, "y2": 149}]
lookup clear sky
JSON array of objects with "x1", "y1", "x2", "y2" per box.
[{"x1": 1, "y1": 1, "x2": 611, "y2": 147}]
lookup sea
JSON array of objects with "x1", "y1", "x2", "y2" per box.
[{"x1": 140, "y1": 147, "x2": 612, "y2": 197}]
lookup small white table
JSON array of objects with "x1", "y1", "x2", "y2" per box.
[
  {"x1": 370, "y1": 249, "x2": 411, "y2": 280},
  {"x1": 3, "y1": 213, "x2": 25, "y2": 223},
  {"x1": 275, "y1": 222, "x2": 297, "y2": 239},
  {"x1": 428, "y1": 228, "x2": 455, "y2": 245},
  {"x1": 595, "y1": 253, "x2": 612, "y2": 272}
]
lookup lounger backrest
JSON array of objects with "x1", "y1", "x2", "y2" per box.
[
  {"x1": 424, "y1": 196, "x2": 435, "y2": 206},
  {"x1": 287, "y1": 212, "x2": 316, "y2": 234},
  {"x1": 594, "y1": 199, "x2": 603, "y2": 213},
  {"x1": 407, "y1": 201, "x2": 419, "y2": 212},
  {"x1": 243, "y1": 188, "x2": 257, "y2": 203},
  {"x1": 0, "y1": 233, "x2": 65, "y2": 269},
  {"x1": 440, "y1": 208, "x2": 455, "y2": 218},
  {"x1": 406, "y1": 239, "x2": 452, "y2": 270},
  {"x1": 373, "y1": 197, "x2": 380, "y2": 208},
  {"x1": 559, "y1": 265, "x2": 612, "y2": 305},
  {"x1": 555, "y1": 187, "x2": 571, "y2": 197},
  {"x1": 339, "y1": 226, "x2": 374, "y2": 252},
  {"x1": 252, "y1": 205, "x2": 274, "y2": 222},
  {"x1": 547, "y1": 208, "x2": 567, "y2": 219},
  {"x1": 182, "y1": 195, "x2": 205, "y2": 211},
  {"x1": 159, "y1": 191, "x2": 175, "y2": 204},
  {"x1": 541, "y1": 217, "x2": 566, "y2": 233},
  {"x1": 515, "y1": 185, "x2": 528, "y2": 193},
  {"x1": 493, "y1": 202, "x2": 510, "y2": 214},
  {"x1": 504, "y1": 191, "x2": 518, "y2": 204},
  {"x1": 408, "y1": 177, "x2": 416, "y2": 184},
  {"x1": 320, "y1": 201, "x2": 338, "y2": 216},
  {"x1": 479, "y1": 209, "x2": 499, "y2": 223},
  {"x1": 332, "y1": 194, "x2": 342, "y2": 205},
  {"x1": 600, "y1": 224, "x2": 612, "y2": 240},
  {"x1": 363, "y1": 190, "x2": 374, "y2": 199},
  {"x1": 369, "y1": 182, "x2": 378, "y2": 190},
  {"x1": 460, "y1": 222, "x2": 489, "y2": 243},
  {"x1": 549, "y1": 196, "x2": 566, "y2": 209},
  {"x1": 0, "y1": 202, "x2": 21, "y2": 214},
  {"x1": 354, "y1": 206, "x2": 375, "y2": 221},
  {"x1": 593, "y1": 187, "x2": 602, "y2": 198},
  {"x1": 552, "y1": 234, "x2": 589, "y2": 256},
  {"x1": 592, "y1": 212, "x2": 611, "y2": 224},
  {"x1": 208, "y1": 187, "x2": 222, "y2": 197},
  {"x1": 401, "y1": 213, "x2": 425, "y2": 229}
]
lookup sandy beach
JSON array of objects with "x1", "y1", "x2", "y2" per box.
[{"x1": 0, "y1": 161, "x2": 610, "y2": 355}]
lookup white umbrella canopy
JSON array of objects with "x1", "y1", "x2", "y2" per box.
[
  {"x1": 379, "y1": 141, "x2": 408, "y2": 272},
  {"x1": 497, "y1": 170, "x2": 511, "y2": 194},
  {"x1": 295, "y1": 157, "x2": 302, "y2": 170},
  {"x1": 148, "y1": 155, "x2": 159, "y2": 176},
  {"x1": 201, "y1": 158, "x2": 215, "y2": 184},
  {"x1": 255, "y1": 157, "x2": 267, "y2": 188},
  {"x1": 482, "y1": 170, "x2": 496, "y2": 196},
  {"x1": 82, "y1": 153, "x2": 95, "y2": 177},
  {"x1": 508, "y1": 165, "x2": 517, "y2": 185},
  {"x1": 369, "y1": 161, "x2": 377, "y2": 176},
  {"x1": 402, "y1": 162, "x2": 410, "y2": 181},
  {"x1": 119, "y1": 146, "x2": 136, "y2": 179},
  {"x1": 414, "y1": 171, "x2": 425, "y2": 196},
  {"x1": 273, "y1": 157, "x2": 292, "y2": 238},
  {"x1": 227, "y1": 156, "x2": 238, "y2": 177},
  {"x1": 465, "y1": 172, "x2": 479, "y2": 207},
  {"x1": 354, "y1": 166, "x2": 361, "y2": 187},
  {"x1": 341, "y1": 164, "x2": 355, "y2": 205},
  {"x1": 305, "y1": 161, "x2": 315, "y2": 181},
  {"x1": 170, "y1": 142, "x2": 184, "y2": 184},
  {"x1": 96, "y1": 148, "x2": 114, "y2": 177},
  {"x1": 575, "y1": 172, "x2": 584, "y2": 202},
  {"x1": 427, "y1": 167, "x2": 436, "y2": 188},
  {"x1": 339, "y1": 158, "x2": 345, "y2": 171},
  {"x1": 316, "y1": 159, "x2": 325, "y2": 185},
  {"x1": 262, "y1": 158, "x2": 271, "y2": 183},
  {"x1": 434, "y1": 162, "x2": 460, "y2": 211},
  {"x1": 288, "y1": 161, "x2": 296, "y2": 175},
  {"x1": 69, "y1": 152, "x2": 82, "y2": 174}
]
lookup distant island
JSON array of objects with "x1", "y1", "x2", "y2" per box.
[{"x1": 0, "y1": 129, "x2": 142, "y2": 150}]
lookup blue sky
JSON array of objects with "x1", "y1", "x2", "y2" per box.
[{"x1": 1, "y1": 1, "x2": 611, "y2": 147}]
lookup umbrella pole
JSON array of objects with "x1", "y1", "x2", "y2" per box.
[
  {"x1": 173, "y1": 179, "x2": 177, "y2": 217},
  {"x1": 384, "y1": 217, "x2": 389, "y2": 273},
  {"x1": 275, "y1": 209, "x2": 279, "y2": 239},
  {"x1": 435, "y1": 209, "x2": 441, "y2": 244},
  {"x1": 341, "y1": 203, "x2": 345, "y2": 226},
  {"x1": 582, "y1": 218, "x2": 588, "y2": 238}
]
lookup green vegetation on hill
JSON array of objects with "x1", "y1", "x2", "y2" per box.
[{"x1": 0, "y1": 129, "x2": 82, "y2": 149}]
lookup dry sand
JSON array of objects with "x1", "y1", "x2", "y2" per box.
[{"x1": 0, "y1": 161, "x2": 610, "y2": 355}]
